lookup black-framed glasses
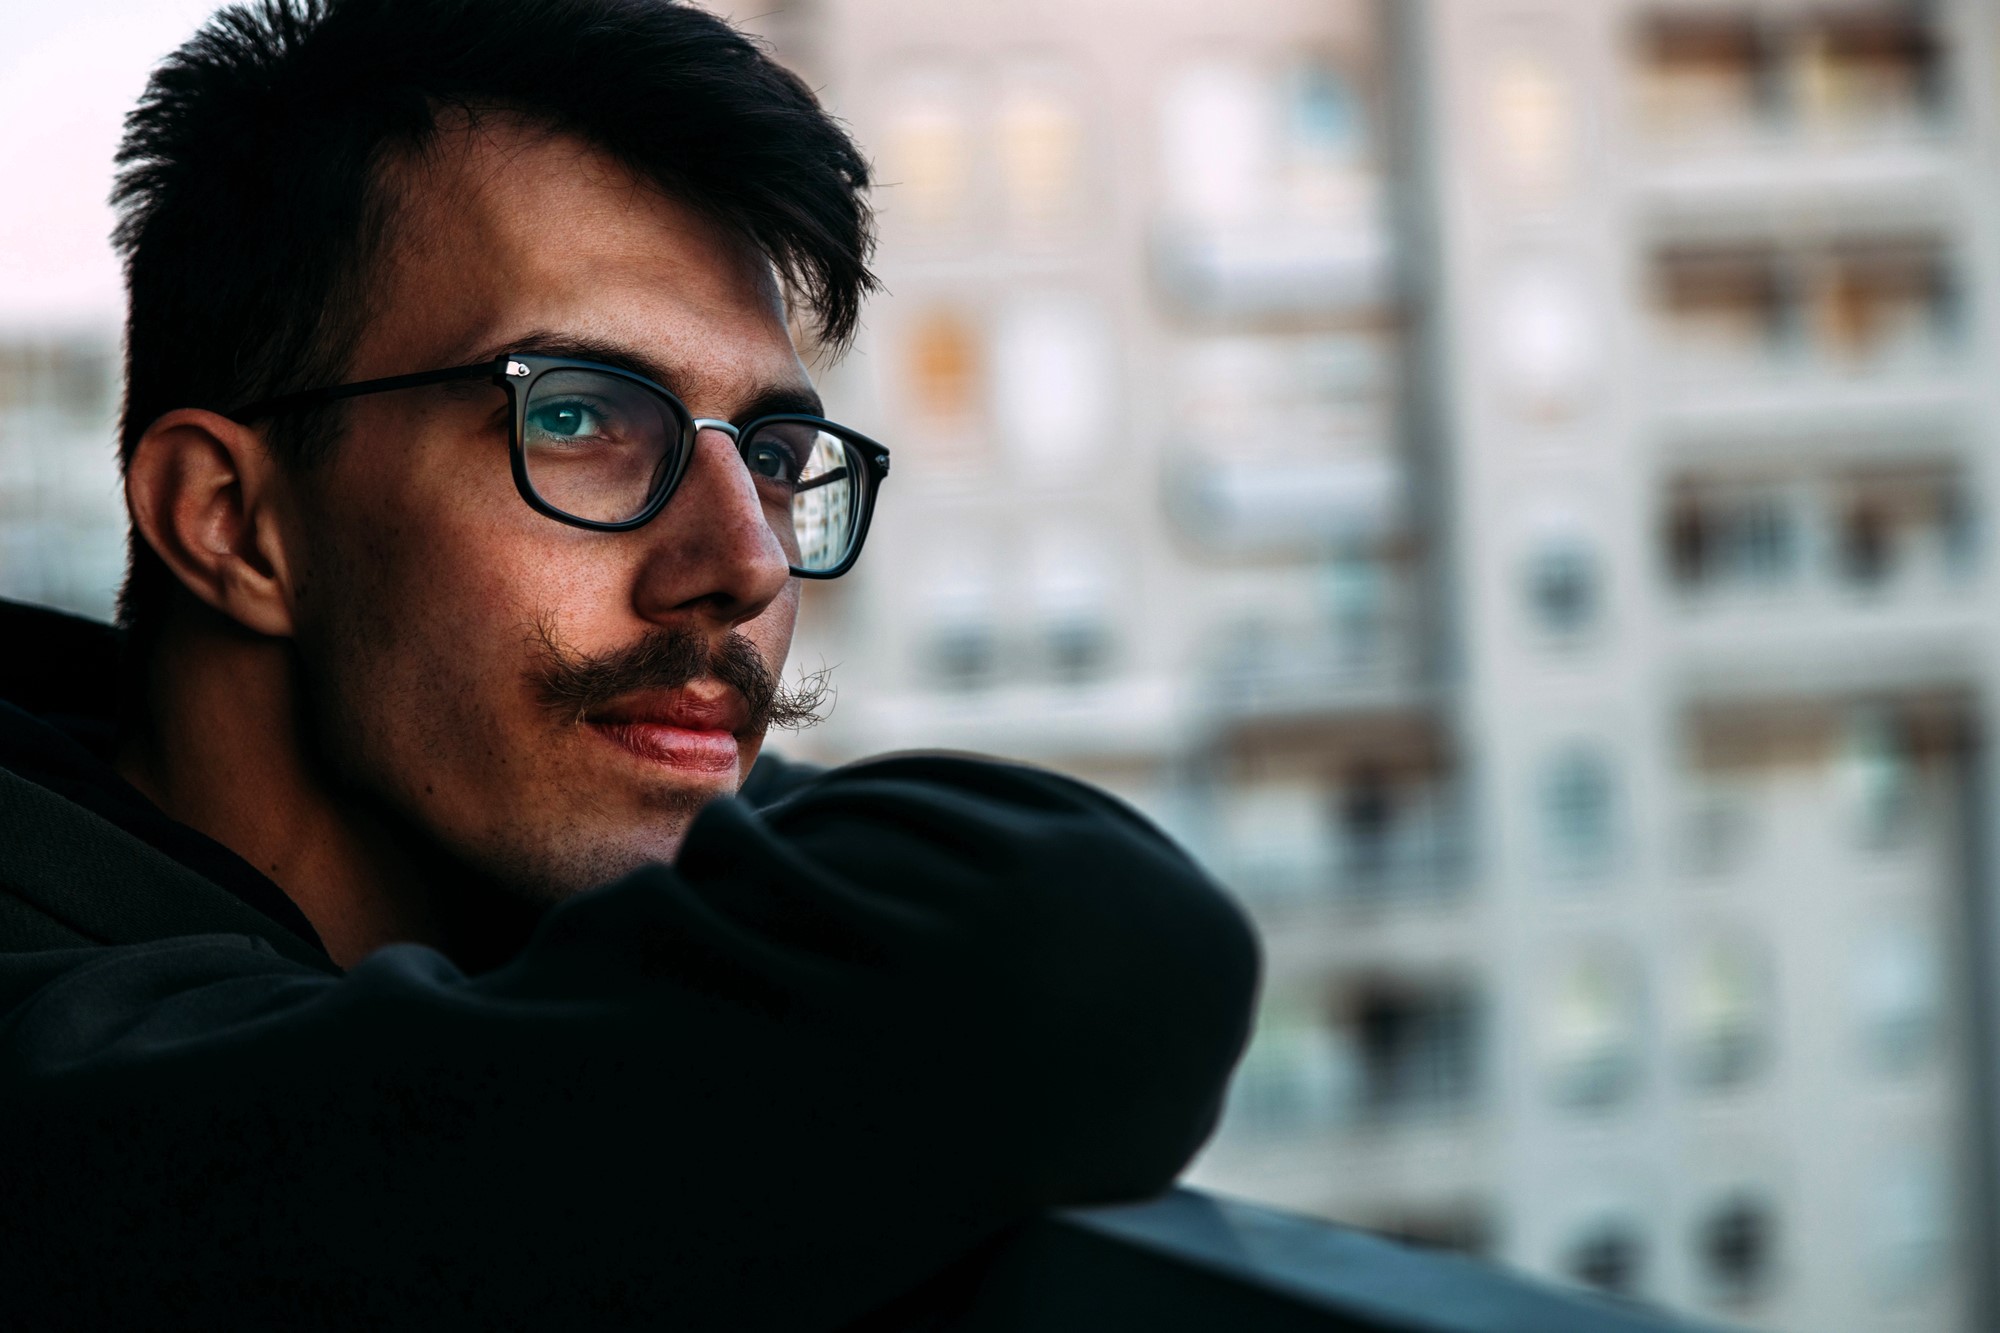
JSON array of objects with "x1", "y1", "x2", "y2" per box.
[{"x1": 227, "y1": 353, "x2": 890, "y2": 578}]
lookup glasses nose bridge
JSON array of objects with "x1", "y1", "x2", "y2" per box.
[{"x1": 678, "y1": 416, "x2": 792, "y2": 581}]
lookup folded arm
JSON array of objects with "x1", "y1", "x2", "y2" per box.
[{"x1": 0, "y1": 755, "x2": 1258, "y2": 1329}]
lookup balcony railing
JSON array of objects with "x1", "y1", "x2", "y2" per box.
[
  {"x1": 865, "y1": 1188, "x2": 1726, "y2": 1331},
  {"x1": 1152, "y1": 216, "x2": 1392, "y2": 320}
]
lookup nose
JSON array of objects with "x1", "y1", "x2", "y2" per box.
[{"x1": 630, "y1": 422, "x2": 792, "y2": 629}]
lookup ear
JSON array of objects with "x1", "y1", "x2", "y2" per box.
[{"x1": 125, "y1": 409, "x2": 300, "y2": 639}]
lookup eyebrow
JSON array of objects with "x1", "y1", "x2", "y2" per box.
[{"x1": 469, "y1": 330, "x2": 825, "y2": 422}]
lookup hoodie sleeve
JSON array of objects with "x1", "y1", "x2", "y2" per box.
[{"x1": 0, "y1": 753, "x2": 1259, "y2": 1331}]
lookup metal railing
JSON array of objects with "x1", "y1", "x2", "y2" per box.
[{"x1": 863, "y1": 1188, "x2": 1730, "y2": 1332}]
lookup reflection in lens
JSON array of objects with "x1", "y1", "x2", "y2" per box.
[
  {"x1": 792, "y1": 431, "x2": 858, "y2": 571},
  {"x1": 522, "y1": 370, "x2": 679, "y2": 524},
  {"x1": 743, "y1": 422, "x2": 861, "y2": 572}
]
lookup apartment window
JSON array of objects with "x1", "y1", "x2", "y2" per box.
[
  {"x1": 1030, "y1": 530, "x2": 1115, "y2": 684},
  {"x1": 1942, "y1": 484, "x2": 1979, "y2": 572},
  {"x1": 1792, "y1": 9, "x2": 1945, "y2": 132},
  {"x1": 1297, "y1": 333, "x2": 1396, "y2": 430},
  {"x1": 1161, "y1": 55, "x2": 1374, "y2": 228},
  {"x1": 1733, "y1": 496, "x2": 1796, "y2": 579},
  {"x1": 1542, "y1": 748, "x2": 1618, "y2": 876},
  {"x1": 1656, "y1": 237, "x2": 1957, "y2": 374},
  {"x1": 1281, "y1": 58, "x2": 1370, "y2": 221},
  {"x1": 1326, "y1": 551, "x2": 1393, "y2": 669},
  {"x1": 928, "y1": 624, "x2": 997, "y2": 690},
  {"x1": 1226, "y1": 1014, "x2": 1344, "y2": 1137},
  {"x1": 1160, "y1": 61, "x2": 1270, "y2": 224},
  {"x1": 921, "y1": 545, "x2": 998, "y2": 691},
  {"x1": 1667, "y1": 485, "x2": 1799, "y2": 591},
  {"x1": 1040, "y1": 619, "x2": 1107, "y2": 683},
  {"x1": 1326, "y1": 759, "x2": 1461, "y2": 903},
  {"x1": 1839, "y1": 496, "x2": 1894, "y2": 585},
  {"x1": 1817, "y1": 240, "x2": 1957, "y2": 369},
  {"x1": 1337, "y1": 976, "x2": 1481, "y2": 1119},
  {"x1": 1829, "y1": 467, "x2": 1963, "y2": 588},
  {"x1": 1223, "y1": 782, "x2": 1336, "y2": 906},
  {"x1": 1852, "y1": 919, "x2": 1941, "y2": 1074},
  {"x1": 0, "y1": 344, "x2": 30, "y2": 415},
  {"x1": 1337, "y1": 763, "x2": 1397, "y2": 887},
  {"x1": 1654, "y1": 244, "x2": 1787, "y2": 366},
  {"x1": 1866, "y1": 1147, "x2": 1948, "y2": 1299},
  {"x1": 992, "y1": 295, "x2": 1112, "y2": 480},
  {"x1": 1679, "y1": 936, "x2": 1770, "y2": 1090},
  {"x1": 997, "y1": 69, "x2": 1085, "y2": 236},
  {"x1": 1489, "y1": 51, "x2": 1576, "y2": 199},
  {"x1": 1636, "y1": 7, "x2": 1944, "y2": 139},
  {"x1": 1286, "y1": 59, "x2": 1365, "y2": 166},
  {"x1": 1697, "y1": 1193, "x2": 1779, "y2": 1306},
  {"x1": 1543, "y1": 951, "x2": 1643, "y2": 1109},
  {"x1": 902, "y1": 308, "x2": 984, "y2": 463},
  {"x1": 0, "y1": 340, "x2": 115, "y2": 421},
  {"x1": 1177, "y1": 336, "x2": 1276, "y2": 445},
  {"x1": 1494, "y1": 260, "x2": 1598, "y2": 421},
  {"x1": 1637, "y1": 13, "x2": 1771, "y2": 135},
  {"x1": 905, "y1": 309, "x2": 981, "y2": 421},
  {"x1": 1679, "y1": 787, "x2": 1755, "y2": 878},
  {"x1": 1527, "y1": 540, "x2": 1598, "y2": 636},
  {"x1": 1838, "y1": 707, "x2": 1917, "y2": 848},
  {"x1": 883, "y1": 72, "x2": 973, "y2": 233},
  {"x1": 1565, "y1": 1216, "x2": 1647, "y2": 1299},
  {"x1": 1178, "y1": 333, "x2": 1396, "y2": 463}
]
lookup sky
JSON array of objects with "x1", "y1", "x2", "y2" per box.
[{"x1": 0, "y1": 0, "x2": 227, "y2": 331}]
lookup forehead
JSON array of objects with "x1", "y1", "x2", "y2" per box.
[{"x1": 359, "y1": 115, "x2": 804, "y2": 393}]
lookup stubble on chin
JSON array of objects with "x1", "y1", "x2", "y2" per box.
[
  {"x1": 478, "y1": 720, "x2": 731, "y2": 904},
  {"x1": 308, "y1": 601, "x2": 828, "y2": 907},
  {"x1": 471, "y1": 612, "x2": 830, "y2": 897}
]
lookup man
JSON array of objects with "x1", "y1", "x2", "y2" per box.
[{"x1": 0, "y1": 0, "x2": 1258, "y2": 1327}]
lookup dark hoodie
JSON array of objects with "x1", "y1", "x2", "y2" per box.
[{"x1": 0, "y1": 599, "x2": 1258, "y2": 1330}]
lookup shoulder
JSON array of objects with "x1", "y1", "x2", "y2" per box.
[
  {"x1": 737, "y1": 748, "x2": 828, "y2": 808},
  {"x1": 0, "y1": 764, "x2": 332, "y2": 970}
]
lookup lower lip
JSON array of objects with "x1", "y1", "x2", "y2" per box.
[{"x1": 591, "y1": 721, "x2": 741, "y2": 774}]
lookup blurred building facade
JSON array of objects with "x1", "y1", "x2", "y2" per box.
[
  {"x1": 1391, "y1": 3, "x2": 1998, "y2": 1330},
  {"x1": 0, "y1": 331, "x2": 123, "y2": 618},
  {"x1": 0, "y1": 1, "x2": 1996, "y2": 1330},
  {"x1": 760, "y1": 1, "x2": 2000, "y2": 1330}
]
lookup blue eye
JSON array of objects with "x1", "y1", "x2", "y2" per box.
[{"x1": 527, "y1": 401, "x2": 604, "y2": 440}]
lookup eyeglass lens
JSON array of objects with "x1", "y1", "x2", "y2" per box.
[
  {"x1": 521, "y1": 370, "x2": 679, "y2": 526},
  {"x1": 521, "y1": 369, "x2": 864, "y2": 573},
  {"x1": 739, "y1": 419, "x2": 862, "y2": 574}
]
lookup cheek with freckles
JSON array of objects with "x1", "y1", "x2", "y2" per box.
[
  {"x1": 294, "y1": 468, "x2": 570, "y2": 810},
  {"x1": 289, "y1": 493, "x2": 750, "y2": 895}
]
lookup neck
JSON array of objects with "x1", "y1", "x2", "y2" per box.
[{"x1": 114, "y1": 607, "x2": 522, "y2": 970}]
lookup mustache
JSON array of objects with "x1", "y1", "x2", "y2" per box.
[{"x1": 529, "y1": 615, "x2": 831, "y2": 734}]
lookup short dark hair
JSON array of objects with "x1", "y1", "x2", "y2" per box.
[{"x1": 111, "y1": 0, "x2": 876, "y2": 646}]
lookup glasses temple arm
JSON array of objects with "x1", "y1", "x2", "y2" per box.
[{"x1": 225, "y1": 359, "x2": 508, "y2": 423}]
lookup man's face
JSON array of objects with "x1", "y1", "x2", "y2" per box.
[{"x1": 280, "y1": 120, "x2": 813, "y2": 900}]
